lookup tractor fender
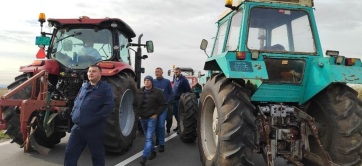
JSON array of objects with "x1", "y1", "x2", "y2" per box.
[
  {"x1": 204, "y1": 52, "x2": 268, "y2": 80},
  {"x1": 99, "y1": 61, "x2": 135, "y2": 77},
  {"x1": 19, "y1": 60, "x2": 59, "y2": 75},
  {"x1": 303, "y1": 57, "x2": 362, "y2": 103}
]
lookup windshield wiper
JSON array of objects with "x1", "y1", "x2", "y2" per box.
[{"x1": 56, "y1": 32, "x2": 82, "y2": 43}]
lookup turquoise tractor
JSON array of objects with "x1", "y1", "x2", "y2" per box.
[{"x1": 186, "y1": 0, "x2": 362, "y2": 165}]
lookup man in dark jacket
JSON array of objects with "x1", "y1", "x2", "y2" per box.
[
  {"x1": 172, "y1": 67, "x2": 191, "y2": 132},
  {"x1": 153, "y1": 67, "x2": 173, "y2": 152},
  {"x1": 134, "y1": 75, "x2": 166, "y2": 166},
  {"x1": 64, "y1": 65, "x2": 114, "y2": 166}
]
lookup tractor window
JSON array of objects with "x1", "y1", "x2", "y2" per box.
[
  {"x1": 247, "y1": 7, "x2": 316, "y2": 54},
  {"x1": 264, "y1": 58, "x2": 305, "y2": 83},
  {"x1": 118, "y1": 32, "x2": 130, "y2": 63},
  {"x1": 212, "y1": 21, "x2": 228, "y2": 56},
  {"x1": 226, "y1": 10, "x2": 243, "y2": 51},
  {"x1": 51, "y1": 28, "x2": 113, "y2": 69},
  {"x1": 271, "y1": 24, "x2": 289, "y2": 51}
]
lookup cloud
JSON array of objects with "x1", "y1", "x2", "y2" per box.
[{"x1": 0, "y1": 0, "x2": 362, "y2": 86}]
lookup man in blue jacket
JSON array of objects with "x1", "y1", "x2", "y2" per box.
[
  {"x1": 64, "y1": 65, "x2": 114, "y2": 166},
  {"x1": 153, "y1": 67, "x2": 173, "y2": 152},
  {"x1": 172, "y1": 67, "x2": 191, "y2": 132}
]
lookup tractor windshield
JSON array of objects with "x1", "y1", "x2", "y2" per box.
[
  {"x1": 247, "y1": 7, "x2": 316, "y2": 54},
  {"x1": 50, "y1": 28, "x2": 113, "y2": 69}
]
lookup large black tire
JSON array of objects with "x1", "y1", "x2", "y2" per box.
[
  {"x1": 198, "y1": 74, "x2": 257, "y2": 166},
  {"x1": 178, "y1": 93, "x2": 198, "y2": 143},
  {"x1": 306, "y1": 83, "x2": 362, "y2": 165},
  {"x1": 3, "y1": 73, "x2": 65, "y2": 148},
  {"x1": 102, "y1": 73, "x2": 137, "y2": 154}
]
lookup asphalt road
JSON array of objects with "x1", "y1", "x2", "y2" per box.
[{"x1": 0, "y1": 123, "x2": 290, "y2": 166}]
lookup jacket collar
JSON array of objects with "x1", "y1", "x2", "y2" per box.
[{"x1": 85, "y1": 81, "x2": 102, "y2": 90}]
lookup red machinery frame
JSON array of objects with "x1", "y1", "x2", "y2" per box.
[{"x1": 0, "y1": 69, "x2": 66, "y2": 144}]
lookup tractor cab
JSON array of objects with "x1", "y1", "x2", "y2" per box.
[{"x1": 35, "y1": 14, "x2": 153, "y2": 70}]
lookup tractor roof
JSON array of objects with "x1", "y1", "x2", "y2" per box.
[
  {"x1": 47, "y1": 16, "x2": 136, "y2": 38},
  {"x1": 218, "y1": 0, "x2": 314, "y2": 20}
]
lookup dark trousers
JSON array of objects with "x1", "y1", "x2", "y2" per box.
[
  {"x1": 173, "y1": 100, "x2": 180, "y2": 124},
  {"x1": 166, "y1": 105, "x2": 173, "y2": 130},
  {"x1": 64, "y1": 124, "x2": 105, "y2": 166}
]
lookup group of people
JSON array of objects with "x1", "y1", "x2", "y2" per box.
[
  {"x1": 63, "y1": 65, "x2": 201, "y2": 166},
  {"x1": 134, "y1": 67, "x2": 193, "y2": 166}
]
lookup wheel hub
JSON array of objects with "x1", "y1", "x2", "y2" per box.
[{"x1": 212, "y1": 107, "x2": 219, "y2": 145}]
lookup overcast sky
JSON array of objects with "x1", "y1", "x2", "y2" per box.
[{"x1": 0, "y1": 0, "x2": 361, "y2": 86}]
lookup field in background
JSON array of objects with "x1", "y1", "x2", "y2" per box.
[{"x1": 0, "y1": 88, "x2": 7, "y2": 96}]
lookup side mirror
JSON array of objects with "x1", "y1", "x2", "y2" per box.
[
  {"x1": 63, "y1": 40, "x2": 73, "y2": 51},
  {"x1": 146, "y1": 40, "x2": 154, "y2": 53},
  {"x1": 200, "y1": 39, "x2": 208, "y2": 50}
]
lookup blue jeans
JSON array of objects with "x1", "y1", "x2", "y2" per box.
[
  {"x1": 64, "y1": 124, "x2": 105, "y2": 166},
  {"x1": 140, "y1": 118, "x2": 157, "y2": 158},
  {"x1": 155, "y1": 109, "x2": 167, "y2": 145},
  {"x1": 173, "y1": 100, "x2": 180, "y2": 124}
]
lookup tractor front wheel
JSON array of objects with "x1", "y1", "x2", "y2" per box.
[
  {"x1": 178, "y1": 93, "x2": 198, "y2": 143},
  {"x1": 198, "y1": 74, "x2": 257, "y2": 166},
  {"x1": 306, "y1": 83, "x2": 362, "y2": 165}
]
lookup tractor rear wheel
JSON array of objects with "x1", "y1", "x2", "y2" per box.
[
  {"x1": 306, "y1": 83, "x2": 362, "y2": 165},
  {"x1": 178, "y1": 93, "x2": 198, "y2": 143},
  {"x1": 4, "y1": 73, "x2": 66, "y2": 148},
  {"x1": 198, "y1": 74, "x2": 257, "y2": 166},
  {"x1": 103, "y1": 73, "x2": 137, "y2": 154}
]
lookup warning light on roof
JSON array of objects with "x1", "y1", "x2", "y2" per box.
[
  {"x1": 38, "y1": 13, "x2": 46, "y2": 23},
  {"x1": 225, "y1": 0, "x2": 233, "y2": 7},
  {"x1": 225, "y1": 0, "x2": 238, "y2": 10}
]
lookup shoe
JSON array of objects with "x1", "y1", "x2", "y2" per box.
[
  {"x1": 139, "y1": 157, "x2": 147, "y2": 166},
  {"x1": 166, "y1": 128, "x2": 170, "y2": 134},
  {"x1": 159, "y1": 145, "x2": 164, "y2": 152},
  {"x1": 148, "y1": 151, "x2": 157, "y2": 160},
  {"x1": 173, "y1": 126, "x2": 179, "y2": 131}
]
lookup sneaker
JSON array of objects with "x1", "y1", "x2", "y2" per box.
[
  {"x1": 166, "y1": 128, "x2": 170, "y2": 134},
  {"x1": 173, "y1": 126, "x2": 179, "y2": 131},
  {"x1": 158, "y1": 145, "x2": 164, "y2": 152},
  {"x1": 148, "y1": 151, "x2": 157, "y2": 160},
  {"x1": 139, "y1": 157, "x2": 147, "y2": 166}
]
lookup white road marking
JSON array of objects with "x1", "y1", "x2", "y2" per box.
[{"x1": 115, "y1": 132, "x2": 178, "y2": 166}]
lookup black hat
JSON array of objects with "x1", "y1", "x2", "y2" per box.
[{"x1": 144, "y1": 75, "x2": 153, "y2": 82}]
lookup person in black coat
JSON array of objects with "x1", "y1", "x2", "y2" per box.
[{"x1": 133, "y1": 75, "x2": 166, "y2": 166}]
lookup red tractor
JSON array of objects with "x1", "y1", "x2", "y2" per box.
[{"x1": 0, "y1": 13, "x2": 153, "y2": 154}]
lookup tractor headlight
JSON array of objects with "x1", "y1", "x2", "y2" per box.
[{"x1": 335, "y1": 56, "x2": 344, "y2": 65}]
